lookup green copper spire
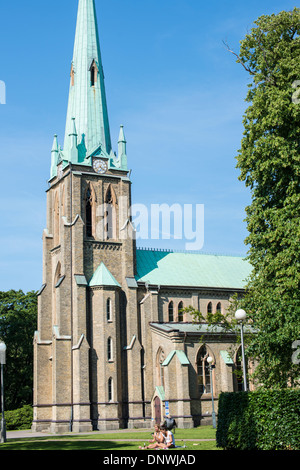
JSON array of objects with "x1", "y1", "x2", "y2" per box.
[
  {"x1": 49, "y1": 0, "x2": 128, "y2": 179},
  {"x1": 63, "y1": 0, "x2": 112, "y2": 161}
]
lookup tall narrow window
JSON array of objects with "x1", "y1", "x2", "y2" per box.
[
  {"x1": 207, "y1": 302, "x2": 212, "y2": 314},
  {"x1": 168, "y1": 301, "x2": 174, "y2": 322},
  {"x1": 216, "y1": 302, "x2": 222, "y2": 313},
  {"x1": 107, "y1": 337, "x2": 113, "y2": 362},
  {"x1": 91, "y1": 67, "x2": 95, "y2": 86},
  {"x1": 108, "y1": 378, "x2": 113, "y2": 402},
  {"x1": 85, "y1": 187, "x2": 93, "y2": 237},
  {"x1": 61, "y1": 185, "x2": 65, "y2": 217},
  {"x1": 53, "y1": 262, "x2": 62, "y2": 325},
  {"x1": 197, "y1": 345, "x2": 212, "y2": 394},
  {"x1": 53, "y1": 192, "x2": 60, "y2": 246},
  {"x1": 178, "y1": 301, "x2": 184, "y2": 322},
  {"x1": 105, "y1": 184, "x2": 117, "y2": 240},
  {"x1": 107, "y1": 298, "x2": 112, "y2": 322},
  {"x1": 156, "y1": 348, "x2": 165, "y2": 388}
]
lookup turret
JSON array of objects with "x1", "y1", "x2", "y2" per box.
[
  {"x1": 69, "y1": 117, "x2": 79, "y2": 163},
  {"x1": 50, "y1": 134, "x2": 59, "y2": 178},
  {"x1": 118, "y1": 125, "x2": 127, "y2": 170}
]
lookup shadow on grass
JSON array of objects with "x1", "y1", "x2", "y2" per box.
[
  {"x1": 1, "y1": 440, "x2": 138, "y2": 451},
  {"x1": 1, "y1": 440, "x2": 219, "y2": 451}
]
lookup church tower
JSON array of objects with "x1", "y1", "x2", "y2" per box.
[{"x1": 33, "y1": 0, "x2": 143, "y2": 433}]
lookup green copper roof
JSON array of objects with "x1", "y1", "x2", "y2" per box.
[
  {"x1": 64, "y1": 0, "x2": 112, "y2": 159},
  {"x1": 151, "y1": 322, "x2": 254, "y2": 335},
  {"x1": 220, "y1": 350, "x2": 234, "y2": 365},
  {"x1": 89, "y1": 262, "x2": 121, "y2": 287},
  {"x1": 155, "y1": 386, "x2": 165, "y2": 402},
  {"x1": 162, "y1": 350, "x2": 190, "y2": 366},
  {"x1": 135, "y1": 249, "x2": 252, "y2": 289}
]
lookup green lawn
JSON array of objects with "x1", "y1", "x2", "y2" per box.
[{"x1": 1, "y1": 426, "x2": 219, "y2": 451}]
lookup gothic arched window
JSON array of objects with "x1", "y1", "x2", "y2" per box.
[
  {"x1": 53, "y1": 262, "x2": 62, "y2": 326},
  {"x1": 178, "y1": 301, "x2": 184, "y2": 322},
  {"x1": 85, "y1": 185, "x2": 94, "y2": 238},
  {"x1": 168, "y1": 301, "x2": 174, "y2": 322},
  {"x1": 107, "y1": 298, "x2": 112, "y2": 322},
  {"x1": 207, "y1": 302, "x2": 212, "y2": 314},
  {"x1": 197, "y1": 345, "x2": 212, "y2": 394},
  {"x1": 107, "y1": 337, "x2": 113, "y2": 362},
  {"x1": 216, "y1": 302, "x2": 222, "y2": 313},
  {"x1": 105, "y1": 184, "x2": 117, "y2": 240}
]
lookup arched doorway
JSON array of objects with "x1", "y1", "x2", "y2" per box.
[{"x1": 152, "y1": 386, "x2": 165, "y2": 426}]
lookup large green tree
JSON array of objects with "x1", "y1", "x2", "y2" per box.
[
  {"x1": 0, "y1": 290, "x2": 37, "y2": 410},
  {"x1": 230, "y1": 8, "x2": 300, "y2": 387}
]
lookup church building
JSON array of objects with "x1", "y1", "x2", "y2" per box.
[{"x1": 32, "y1": 0, "x2": 252, "y2": 433}]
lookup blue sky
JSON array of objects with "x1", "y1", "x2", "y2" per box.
[{"x1": 0, "y1": 0, "x2": 297, "y2": 292}]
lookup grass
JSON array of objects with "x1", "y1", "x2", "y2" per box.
[{"x1": 1, "y1": 426, "x2": 219, "y2": 451}]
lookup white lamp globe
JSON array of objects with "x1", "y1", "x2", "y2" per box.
[
  {"x1": 235, "y1": 309, "x2": 247, "y2": 321},
  {"x1": 207, "y1": 356, "x2": 213, "y2": 364}
]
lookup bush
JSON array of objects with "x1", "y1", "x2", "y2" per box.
[
  {"x1": 5, "y1": 405, "x2": 33, "y2": 431},
  {"x1": 216, "y1": 389, "x2": 300, "y2": 450}
]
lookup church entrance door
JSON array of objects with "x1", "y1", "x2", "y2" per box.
[{"x1": 154, "y1": 396, "x2": 161, "y2": 425}]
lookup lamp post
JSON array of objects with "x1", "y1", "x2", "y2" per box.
[
  {"x1": 0, "y1": 342, "x2": 7, "y2": 443},
  {"x1": 207, "y1": 356, "x2": 216, "y2": 429},
  {"x1": 235, "y1": 309, "x2": 248, "y2": 392}
]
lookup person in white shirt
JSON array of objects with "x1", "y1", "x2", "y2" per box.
[{"x1": 158, "y1": 424, "x2": 175, "y2": 449}]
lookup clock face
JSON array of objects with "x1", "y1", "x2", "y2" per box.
[{"x1": 93, "y1": 158, "x2": 108, "y2": 174}]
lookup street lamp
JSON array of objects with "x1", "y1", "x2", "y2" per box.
[
  {"x1": 207, "y1": 356, "x2": 216, "y2": 429},
  {"x1": 235, "y1": 309, "x2": 248, "y2": 392},
  {"x1": 0, "y1": 342, "x2": 7, "y2": 443}
]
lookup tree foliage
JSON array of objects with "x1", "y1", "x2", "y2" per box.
[
  {"x1": 233, "y1": 8, "x2": 300, "y2": 387},
  {"x1": 217, "y1": 389, "x2": 300, "y2": 450},
  {"x1": 0, "y1": 290, "x2": 37, "y2": 410}
]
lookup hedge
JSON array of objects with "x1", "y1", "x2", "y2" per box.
[
  {"x1": 216, "y1": 389, "x2": 300, "y2": 450},
  {"x1": 4, "y1": 405, "x2": 33, "y2": 431}
]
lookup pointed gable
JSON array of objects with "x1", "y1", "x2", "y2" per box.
[
  {"x1": 162, "y1": 350, "x2": 190, "y2": 366},
  {"x1": 89, "y1": 262, "x2": 121, "y2": 288}
]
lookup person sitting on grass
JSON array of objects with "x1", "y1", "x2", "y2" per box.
[
  {"x1": 139, "y1": 424, "x2": 164, "y2": 449},
  {"x1": 157, "y1": 424, "x2": 175, "y2": 449}
]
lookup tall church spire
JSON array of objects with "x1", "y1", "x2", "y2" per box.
[{"x1": 63, "y1": 0, "x2": 112, "y2": 160}]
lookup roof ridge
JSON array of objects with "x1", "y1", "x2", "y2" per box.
[{"x1": 136, "y1": 246, "x2": 246, "y2": 258}]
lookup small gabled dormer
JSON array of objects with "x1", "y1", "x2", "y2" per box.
[{"x1": 89, "y1": 59, "x2": 98, "y2": 87}]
